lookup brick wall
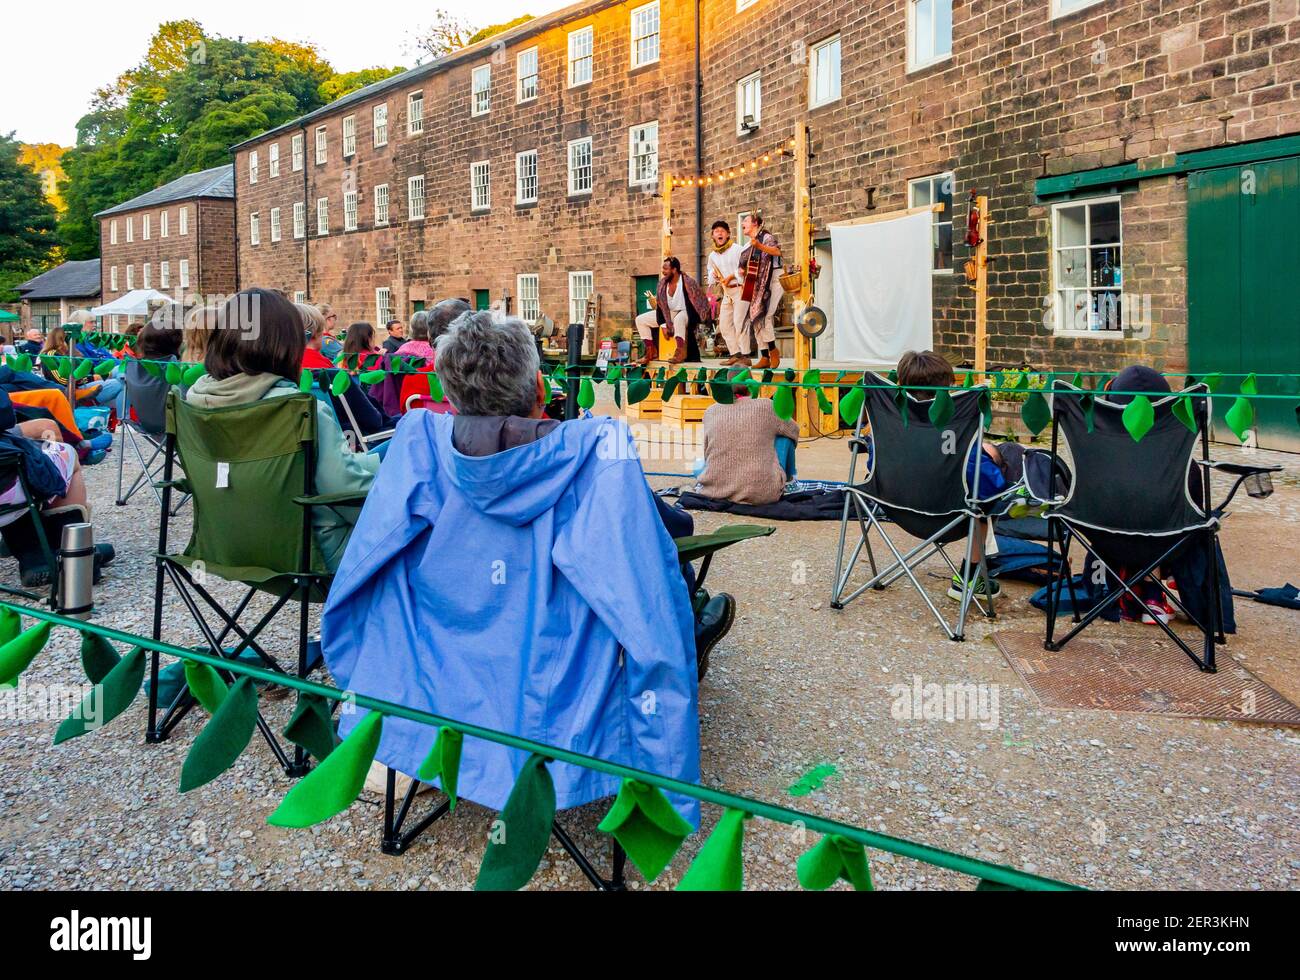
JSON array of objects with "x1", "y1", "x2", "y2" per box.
[{"x1": 99, "y1": 198, "x2": 237, "y2": 309}]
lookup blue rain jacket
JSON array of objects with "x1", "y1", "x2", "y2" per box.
[{"x1": 321, "y1": 410, "x2": 701, "y2": 824}]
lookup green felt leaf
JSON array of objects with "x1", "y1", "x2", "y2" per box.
[
  {"x1": 40, "y1": 355, "x2": 56, "y2": 373},
  {"x1": 1171, "y1": 396, "x2": 1198, "y2": 433},
  {"x1": 57, "y1": 356, "x2": 71, "y2": 376},
  {"x1": 816, "y1": 388, "x2": 833, "y2": 416},
  {"x1": 1225, "y1": 396, "x2": 1254, "y2": 443},
  {"x1": 80, "y1": 632, "x2": 122, "y2": 685},
  {"x1": 1020, "y1": 391, "x2": 1051, "y2": 436},
  {"x1": 1202, "y1": 372, "x2": 1222, "y2": 394},
  {"x1": 182, "y1": 363, "x2": 206, "y2": 387},
  {"x1": 17, "y1": 353, "x2": 32, "y2": 372},
  {"x1": 694, "y1": 367, "x2": 708, "y2": 384},
  {"x1": 760, "y1": 369, "x2": 773, "y2": 385},
  {"x1": 427, "y1": 373, "x2": 445, "y2": 402},
  {"x1": 839, "y1": 386, "x2": 865, "y2": 429},
  {"x1": 358, "y1": 370, "x2": 387, "y2": 385},
  {"x1": 797, "y1": 834, "x2": 874, "y2": 891},
  {"x1": 184, "y1": 660, "x2": 229, "y2": 714},
  {"x1": 662, "y1": 369, "x2": 687, "y2": 403},
  {"x1": 416, "y1": 727, "x2": 465, "y2": 811},
  {"x1": 179, "y1": 677, "x2": 259, "y2": 792},
  {"x1": 475, "y1": 754, "x2": 556, "y2": 892},
  {"x1": 772, "y1": 385, "x2": 795, "y2": 421},
  {"x1": 268, "y1": 710, "x2": 383, "y2": 828},
  {"x1": 613, "y1": 381, "x2": 623, "y2": 409},
  {"x1": 962, "y1": 371, "x2": 974, "y2": 388},
  {"x1": 94, "y1": 359, "x2": 118, "y2": 378},
  {"x1": 330, "y1": 370, "x2": 352, "y2": 396},
  {"x1": 299, "y1": 369, "x2": 313, "y2": 393},
  {"x1": 0, "y1": 621, "x2": 52, "y2": 686},
  {"x1": 140, "y1": 359, "x2": 161, "y2": 379},
  {"x1": 976, "y1": 878, "x2": 1019, "y2": 892},
  {"x1": 165, "y1": 361, "x2": 183, "y2": 386},
  {"x1": 577, "y1": 377, "x2": 596, "y2": 410},
  {"x1": 1014, "y1": 372, "x2": 1030, "y2": 391},
  {"x1": 1239, "y1": 373, "x2": 1257, "y2": 396},
  {"x1": 709, "y1": 381, "x2": 735, "y2": 405},
  {"x1": 1081, "y1": 393, "x2": 1096, "y2": 432},
  {"x1": 627, "y1": 379, "x2": 652, "y2": 404},
  {"x1": 0, "y1": 609, "x2": 20, "y2": 690},
  {"x1": 894, "y1": 387, "x2": 909, "y2": 428},
  {"x1": 928, "y1": 388, "x2": 954, "y2": 427},
  {"x1": 676, "y1": 808, "x2": 749, "y2": 891},
  {"x1": 978, "y1": 390, "x2": 992, "y2": 429},
  {"x1": 605, "y1": 365, "x2": 623, "y2": 384},
  {"x1": 596, "y1": 779, "x2": 692, "y2": 882},
  {"x1": 1121, "y1": 394, "x2": 1155, "y2": 443},
  {"x1": 53, "y1": 646, "x2": 145, "y2": 744},
  {"x1": 283, "y1": 692, "x2": 339, "y2": 762}
]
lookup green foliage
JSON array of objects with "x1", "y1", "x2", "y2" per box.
[
  {"x1": 467, "y1": 15, "x2": 534, "y2": 46},
  {"x1": 0, "y1": 133, "x2": 60, "y2": 300},
  {"x1": 319, "y1": 67, "x2": 406, "y2": 104}
]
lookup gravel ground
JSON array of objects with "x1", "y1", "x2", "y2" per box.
[{"x1": 1, "y1": 410, "x2": 1297, "y2": 891}]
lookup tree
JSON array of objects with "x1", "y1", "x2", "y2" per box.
[
  {"x1": 320, "y1": 67, "x2": 407, "y2": 104},
  {"x1": 405, "y1": 9, "x2": 475, "y2": 62},
  {"x1": 468, "y1": 15, "x2": 533, "y2": 47},
  {"x1": 0, "y1": 132, "x2": 60, "y2": 302}
]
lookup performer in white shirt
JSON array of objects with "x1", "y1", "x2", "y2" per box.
[
  {"x1": 634, "y1": 256, "x2": 712, "y2": 364},
  {"x1": 706, "y1": 219, "x2": 748, "y2": 366}
]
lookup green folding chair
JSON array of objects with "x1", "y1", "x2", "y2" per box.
[{"x1": 150, "y1": 391, "x2": 365, "y2": 775}]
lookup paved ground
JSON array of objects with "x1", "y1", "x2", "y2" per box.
[{"x1": 0, "y1": 404, "x2": 1297, "y2": 891}]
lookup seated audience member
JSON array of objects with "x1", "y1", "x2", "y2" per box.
[
  {"x1": 40, "y1": 327, "x2": 125, "y2": 407},
  {"x1": 392, "y1": 310, "x2": 436, "y2": 363},
  {"x1": 320, "y1": 313, "x2": 727, "y2": 826},
  {"x1": 119, "y1": 322, "x2": 145, "y2": 359},
  {"x1": 342, "y1": 322, "x2": 384, "y2": 370},
  {"x1": 187, "y1": 289, "x2": 379, "y2": 572},
  {"x1": 17, "y1": 329, "x2": 43, "y2": 356},
  {"x1": 697, "y1": 385, "x2": 799, "y2": 506},
  {"x1": 299, "y1": 304, "x2": 336, "y2": 369},
  {"x1": 381, "y1": 319, "x2": 405, "y2": 354},
  {"x1": 138, "y1": 316, "x2": 183, "y2": 363},
  {"x1": 0, "y1": 363, "x2": 107, "y2": 459},
  {"x1": 334, "y1": 322, "x2": 398, "y2": 443},
  {"x1": 317, "y1": 304, "x2": 343, "y2": 360},
  {"x1": 895, "y1": 350, "x2": 1009, "y2": 601},
  {"x1": 182, "y1": 304, "x2": 220, "y2": 364},
  {"x1": 392, "y1": 301, "x2": 470, "y2": 412}
]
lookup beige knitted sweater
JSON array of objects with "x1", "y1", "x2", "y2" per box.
[{"x1": 698, "y1": 397, "x2": 800, "y2": 505}]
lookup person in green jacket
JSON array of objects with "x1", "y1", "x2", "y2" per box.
[{"x1": 186, "y1": 288, "x2": 379, "y2": 572}]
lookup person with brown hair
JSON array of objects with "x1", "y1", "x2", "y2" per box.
[
  {"x1": 186, "y1": 288, "x2": 379, "y2": 570},
  {"x1": 182, "y1": 304, "x2": 220, "y2": 364},
  {"x1": 342, "y1": 322, "x2": 382, "y2": 370}
]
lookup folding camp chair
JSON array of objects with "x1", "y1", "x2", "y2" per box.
[
  {"x1": 330, "y1": 387, "x2": 395, "y2": 454},
  {"x1": 149, "y1": 391, "x2": 366, "y2": 775},
  {"x1": 116, "y1": 360, "x2": 189, "y2": 515},
  {"x1": 0, "y1": 450, "x2": 61, "y2": 605},
  {"x1": 377, "y1": 524, "x2": 774, "y2": 890},
  {"x1": 1029, "y1": 380, "x2": 1281, "y2": 673},
  {"x1": 830, "y1": 373, "x2": 1022, "y2": 641}
]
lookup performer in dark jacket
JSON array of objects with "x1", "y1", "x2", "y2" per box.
[{"x1": 634, "y1": 257, "x2": 712, "y2": 365}]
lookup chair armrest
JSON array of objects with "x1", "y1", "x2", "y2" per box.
[
  {"x1": 153, "y1": 478, "x2": 192, "y2": 493},
  {"x1": 1194, "y1": 460, "x2": 1283, "y2": 509},
  {"x1": 293, "y1": 492, "x2": 369, "y2": 508},
  {"x1": 674, "y1": 524, "x2": 773, "y2": 564},
  {"x1": 1193, "y1": 460, "x2": 1283, "y2": 477}
]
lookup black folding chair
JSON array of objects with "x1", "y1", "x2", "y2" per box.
[
  {"x1": 0, "y1": 450, "x2": 61, "y2": 605},
  {"x1": 1029, "y1": 380, "x2": 1281, "y2": 673},
  {"x1": 116, "y1": 360, "x2": 189, "y2": 515},
  {"x1": 830, "y1": 373, "x2": 1021, "y2": 641}
]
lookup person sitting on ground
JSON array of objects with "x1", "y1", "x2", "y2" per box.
[
  {"x1": 320, "y1": 312, "x2": 728, "y2": 825},
  {"x1": 697, "y1": 383, "x2": 800, "y2": 506},
  {"x1": 187, "y1": 289, "x2": 379, "y2": 572},
  {"x1": 381, "y1": 319, "x2": 405, "y2": 354},
  {"x1": 634, "y1": 256, "x2": 712, "y2": 365},
  {"x1": 299, "y1": 304, "x2": 336, "y2": 369},
  {"x1": 896, "y1": 350, "x2": 1011, "y2": 602}
]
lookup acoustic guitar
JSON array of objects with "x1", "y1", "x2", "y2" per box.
[{"x1": 739, "y1": 247, "x2": 762, "y2": 304}]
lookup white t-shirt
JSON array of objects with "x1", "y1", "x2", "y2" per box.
[
  {"x1": 707, "y1": 241, "x2": 744, "y2": 288},
  {"x1": 666, "y1": 278, "x2": 687, "y2": 315}
]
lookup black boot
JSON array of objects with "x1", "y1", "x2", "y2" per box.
[{"x1": 694, "y1": 593, "x2": 736, "y2": 681}]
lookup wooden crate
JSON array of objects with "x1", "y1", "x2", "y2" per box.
[
  {"x1": 624, "y1": 387, "x2": 663, "y2": 421},
  {"x1": 661, "y1": 393, "x2": 714, "y2": 431}
]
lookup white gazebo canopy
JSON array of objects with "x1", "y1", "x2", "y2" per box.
[{"x1": 88, "y1": 289, "x2": 177, "y2": 317}]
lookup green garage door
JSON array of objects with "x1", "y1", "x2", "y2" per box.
[{"x1": 1188, "y1": 157, "x2": 1300, "y2": 451}]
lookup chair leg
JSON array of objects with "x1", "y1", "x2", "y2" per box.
[
  {"x1": 551, "y1": 822, "x2": 627, "y2": 892},
  {"x1": 381, "y1": 768, "x2": 453, "y2": 856}
]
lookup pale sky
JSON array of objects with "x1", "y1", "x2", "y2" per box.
[{"x1": 2, "y1": 0, "x2": 541, "y2": 146}]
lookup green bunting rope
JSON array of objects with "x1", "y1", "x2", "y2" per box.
[{"x1": 2, "y1": 603, "x2": 1080, "y2": 892}]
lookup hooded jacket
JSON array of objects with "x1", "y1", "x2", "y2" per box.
[{"x1": 320, "y1": 410, "x2": 701, "y2": 824}]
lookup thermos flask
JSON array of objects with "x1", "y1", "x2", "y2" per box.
[{"x1": 58, "y1": 522, "x2": 95, "y2": 620}]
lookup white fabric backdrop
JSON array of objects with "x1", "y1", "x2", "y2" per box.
[{"x1": 830, "y1": 209, "x2": 934, "y2": 364}]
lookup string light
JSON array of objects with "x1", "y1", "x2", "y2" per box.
[{"x1": 668, "y1": 138, "x2": 796, "y2": 188}]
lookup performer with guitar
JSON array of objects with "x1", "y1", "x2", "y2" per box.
[{"x1": 738, "y1": 212, "x2": 783, "y2": 370}]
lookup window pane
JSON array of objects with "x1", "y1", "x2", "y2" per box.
[
  {"x1": 1090, "y1": 201, "x2": 1120, "y2": 245},
  {"x1": 915, "y1": 0, "x2": 934, "y2": 63},
  {"x1": 936, "y1": 0, "x2": 953, "y2": 57},
  {"x1": 1057, "y1": 248, "x2": 1088, "y2": 288},
  {"x1": 1056, "y1": 205, "x2": 1087, "y2": 248}
]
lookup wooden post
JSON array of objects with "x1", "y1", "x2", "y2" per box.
[
  {"x1": 661, "y1": 172, "x2": 674, "y2": 259},
  {"x1": 793, "y1": 121, "x2": 814, "y2": 436},
  {"x1": 973, "y1": 194, "x2": 989, "y2": 377}
]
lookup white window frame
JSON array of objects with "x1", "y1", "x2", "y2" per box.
[
  {"x1": 109, "y1": 266, "x2": 118, "y2": 291},
  {"x1": 517, "y1": 273, "x2": 540, "y2": 324},
  {"x1": 315, "y1": 125, "x2": 328, "y2": 164},
  {"x1": 408, "y1": 91, "x2": 424, "y2": 134},
  {"x1": 142, "y1": 214, "x2": 151, "y2": 240},
  {"x1": 376, "y1": 287, "x2": 393, "y2": 327},
  {"x1": 344, "y1": 190, "x2": 359, "y2": 231},
  {"x1": 178, "y1": 206, "x2": 189, "y2": 236},
  {"x1": 568, "y1": 271, "x2": 594, "y2": 327},
  {"x1": 630, "y1": 2, "x2": 660, "y2": 69},
  {"x1": 269, "y1": 142, "x2": 280, "y2": 177},
  {"x1": 1052, "y1": 0, "x2": 1106, "y2": 18},
  {"x1": 249, "y1": 213, "x2": 260, "y2": 246},
  {"x1": 373, "y1": 103, "x2": 389, "y2": 147},
  {"x1": 374, "y1": 184, "x2": 390, "y2": 226},
  {"x1": 737, "y1": 0, "x2": 758, "y2": 9},
  {"x1": 471, "y1": 65, "x2": 492, "y2": 116},
  {"x1": 517, "y1": 47, "x2": 539, "y2": 103},
  {"x1": 179, "y1": 259, "x2": 190, "y2": 289},
  {"x1": 568, "y1": 26, "x2": 594, "y2": 87},
  {"x1": 808, "y1": 34, "x2": 842, "y2": 109},
  {"x1": 126, "y1": 265, "x2": 134, "y2": 291},
  {"x1": 160, "y1": 210, "x2": 169, "y2": 238},
  {"x1": 628, "y1": 121, "x2": 659, "y2": 187},
  {"x1": 907, "y1": 172, "x2": 956, "y2": 274},
  {"x1": 294, "y1": 291, "x2": 306, "y2": 304},
  {"x1": 567, "y1": 137, "x2": 593, "y2": 196},
  {"x1": 408, "y1": 175, "x2": 426, "y2": 220},
  {"x1": 160, "y1": 260, "x2": 170, "y2": 289},
  {"x1": 293, "y1": 201, "x2": 306, "y2": 239},
  {"x1": 317, "y1": 197, "x2": 330, "y2": 236},
  {"x1": 126, "y1": 217, "x2": 133, "y2": 242},
  {"x1": 110, "y1": 220, "x2": 118, "y2": 245},
  {"x1": 292, "y1": 133, "x2": 304, "y2": 171},
  {"x1": 142, "y1": 262, "x2": 152, "y2": 290},
  {"x1": 342, "y1": 115, "x2": 356, "y2": 157},
  {"x1": 470, "y1": 160, "x2": 492, "y2": 212},
  {"x1": 249, "y1": 150, "x2": 259, "y2": 184},
  {"x1": 1050, "y1": 195, "x2": 1124, "y2": 336},
  {"x1": 908, "y1": 0, "x2": 954, "y2": 72},
  {"x1": 737, "y1": 71, "x2": 762, "y2": 134},
  {"x1": 269, "y1": 207, "x2": 282, "y2": 243},
  {"x1": 516, "y1": 150, "x2": 538, "y2": 205}
]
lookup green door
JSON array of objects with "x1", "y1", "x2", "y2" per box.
[
  {"x1": 635, "y1": 275, "x2": 659, "y2": 317},
  {"x1": 1188, "y1": 158, "x2": 1300, "y2": 451},
  {"x1": 473, "y1": 289, "x2": 491, "y2": 311}
]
